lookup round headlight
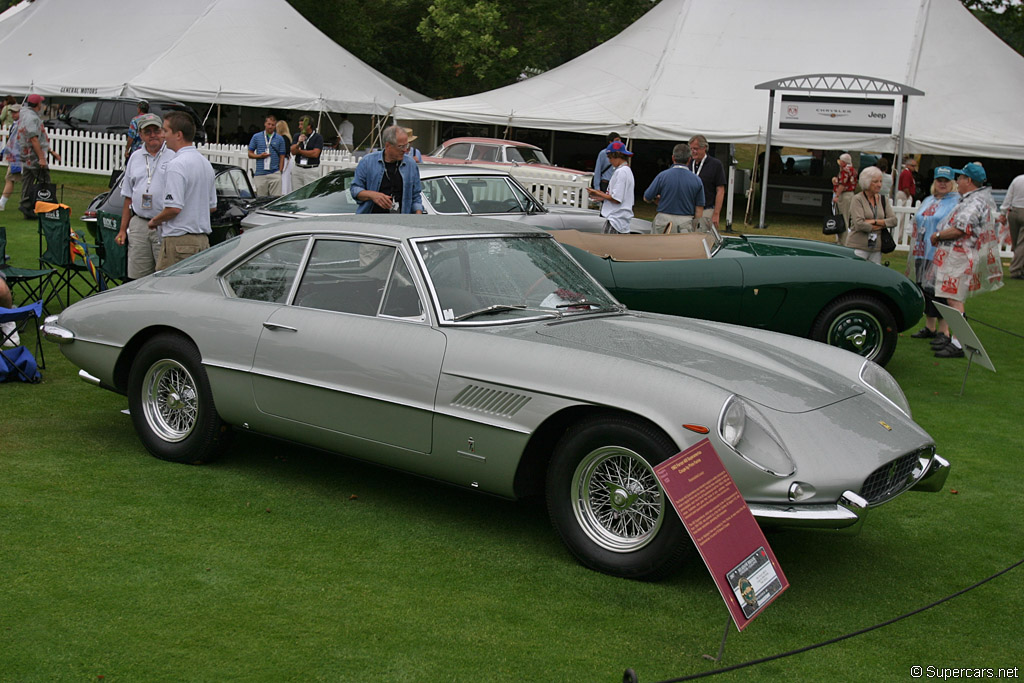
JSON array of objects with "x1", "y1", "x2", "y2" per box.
[{"x1": 719, "y1": 397, "x2": 746, "y2": 448}]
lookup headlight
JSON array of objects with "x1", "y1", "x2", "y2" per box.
[
  {"x1": 717, "y1": 396, "x2": 795, "y2": 477},
  {"x1": 860, "y1": 360, "x2": 912, "y2": 418}
]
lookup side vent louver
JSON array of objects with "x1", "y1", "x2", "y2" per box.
[{"x1": 451, "y1": 385, "x2": 531, "y2": 418}]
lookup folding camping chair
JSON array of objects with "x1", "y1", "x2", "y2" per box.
[
  {"x1": 0, "y1": 300, "x2": 45, "y2": 381},
  {"x1": 0, "y1": 226, "x2": 55, "y2": 312},
  {"x1": 36, "y1": 201, "x2": 102, "y2": 311},
  {"x1": 96, "y1": 209, "x2": 128, "y2": 286}
]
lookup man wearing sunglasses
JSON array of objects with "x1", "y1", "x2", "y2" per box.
[{"x1": 351, "y1": 125, "x2": 422, "y2": 214}]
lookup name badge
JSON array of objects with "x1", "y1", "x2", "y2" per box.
[
  {"x1": 299, "y1": 157, "x2": 308, "y2": 166},
  {"x1": 141, "y1": 193, "x2": 153, "y2": 211}
]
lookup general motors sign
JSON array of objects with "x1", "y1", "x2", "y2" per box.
[{"x1": 780, "y1": 95, "x2": 895, "y2": 134}]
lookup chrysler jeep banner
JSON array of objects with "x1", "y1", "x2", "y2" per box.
[{"x1": 779, "y1": 95, "x2": 895, "y2": 134}]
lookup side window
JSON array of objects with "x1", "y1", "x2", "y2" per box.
[
  {"x1": 95, "y1": 101, "x2": 117, "y2": 126},
  {"x1": 293, "y1": 239, "x2": 396, "y2": 316},
  {"x1": 117, "y1": 102, "x2": 136, "y2": 126},
  {"x1": 224, "y1": 238, "x2": 308, "y2": 302},
  {"x1": 215, "y1": 172, "x2": 239, "y2": 198},
  {"x1": 472, "y1": 145, "x2": 498, "y2": 162},
  {"x1": 422, "y1": 178, "x2": 467, "y2": 214},
  {"x1": 68, "y1": 101, "x2": 97, "y2": 123},
  {"x1": 381, "y1": 255, "x2": 424, "y2": 319},
  {"x1": 444, "y1": 143, "x2": 473, "y2": 161},
  {"x1": 230, "y1": 169, "x2": 254, "y2": 199}
]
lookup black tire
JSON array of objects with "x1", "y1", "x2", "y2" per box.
[
  {"x1": 127, "y1": 333, "x2": 231, "y2": 464},
  {"x1": 810, "y1": 294, "x2": 898, "y2": 366},
  {"x1": 546, "y1": 414, "x2": 692, "y2": 580}
]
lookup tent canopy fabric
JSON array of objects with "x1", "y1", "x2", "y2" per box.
[
  {"x1": 395, "y1": 0, "x2": 1024, "y2": 159},
  {"x1": 0, "y1": 0, "x2": 425, "y2": 115}
]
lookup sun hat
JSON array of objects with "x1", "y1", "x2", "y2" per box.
[{"x1": 604, "y1": 140, "x2": 633, "y2": 156}]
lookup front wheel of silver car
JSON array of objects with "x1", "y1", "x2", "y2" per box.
[
  {"x1": 546, "y1": 414, "x2": 691, "y2": 580},
  {"x1": 128, "y1": 333, "x2": 231, "y2": 464},
  {"x1": 811, "y1": 294, "x2": 898, "y2": 366}
]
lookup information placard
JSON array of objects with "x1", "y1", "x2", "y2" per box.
[{"x1": 654, "y1": 438, "x2": 788, "y2": 630}]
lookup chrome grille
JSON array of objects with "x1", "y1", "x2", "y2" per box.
[
  {"x1": 451, "y1": 385, "x2": 531, "y2": 418},
  {"x1": 860, "y1": 451, "x2": 922, "y2": 505}
]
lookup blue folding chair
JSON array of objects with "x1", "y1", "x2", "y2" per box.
[{"x1": 0, "y1": 300, "x2": 45, "y2": 381}]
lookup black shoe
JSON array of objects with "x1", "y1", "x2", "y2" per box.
[
  {"x1": 911, "y1": 327, "x2": 937, "y2": 339},
  {"x1": 930, "y1": 333, "x2": 950, "y2": 349},
  {"x1": 935, "y1": 343, "x2": 965, "y2": 358},
  {"x1": 1011, "y1": 274, "x2": 1024, "y2": 280}
]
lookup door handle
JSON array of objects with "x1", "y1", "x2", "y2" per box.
[{"x1": 262, "y1": 322, "x2": 298, "y2": 332}]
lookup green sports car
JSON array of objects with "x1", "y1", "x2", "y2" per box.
[{"x1": 552, "y1": 229, "x2": 924, "y2": 367}]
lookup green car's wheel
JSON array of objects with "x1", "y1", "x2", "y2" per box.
[
  {"x1": 128, "y1": 333, "x2": 232, "y2": 464},
  {"x1": 546, "y1": 414, "x2": 691, "y2": 580},
  {"x1": 811, "y1": 294, "x2": 898, "y2": 366}
]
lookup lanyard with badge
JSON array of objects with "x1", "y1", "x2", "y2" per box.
[
  {"x1": 261, "y1": 132, "x2": 273, "y2": 171},
  {"x1": 140, "y1": 148, "x2": 163, "y2": 212},
  {"x1": 299, "y1": 132, "x2": 311, "y2": 166}
]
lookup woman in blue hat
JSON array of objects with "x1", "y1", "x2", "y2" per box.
[{"x1": 907, "y1": 166, "x2": 960, "y2": 340}]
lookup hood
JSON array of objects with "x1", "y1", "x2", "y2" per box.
[{"x1": 532, "y1": 314, "x2": 863, "y2": 413}]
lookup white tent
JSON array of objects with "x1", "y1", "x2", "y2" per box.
[
  {"x1": 0, "y1": 0, "x2": 425, "y2": 114},
  {"x1": 395, "y1": 0, "x2": 1024, "y2": 159}
]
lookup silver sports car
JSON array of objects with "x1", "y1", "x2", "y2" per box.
[
  {"x1": 45, "y1": 216, "x2": 949, "y2": 580},
  {"x1": 240, "y1": 164, "x2": 652, "y2": 233}
]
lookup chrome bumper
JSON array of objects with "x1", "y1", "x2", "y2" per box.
[
  {"x1": 910, "y1": 453, "x2": 950, "y2": 493},
  {"x1": 751, "y1": 490, "x2": 869, "y2": 534},
  {"x1": 41, "y1": 316, "x2": 74, "y2": 345}
]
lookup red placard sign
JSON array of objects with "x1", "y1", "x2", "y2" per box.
[{"x1": 654, "y1": 438, "x2": 788, "y2": 630}]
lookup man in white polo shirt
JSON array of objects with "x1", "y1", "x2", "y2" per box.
[
  {"x1": 146, "y1": 111, "x2": 216, "y2": 271},
  {"x1": 115, "y1": 113, "x2": 175, "y2": 278}
]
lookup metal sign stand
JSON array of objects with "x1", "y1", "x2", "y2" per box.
[
  {"x1": 933, "y1": 301, "x2": 997, "y2": 396},
  {"x1": 702, "y1": 616, "x2": 733, "y2": 665}
]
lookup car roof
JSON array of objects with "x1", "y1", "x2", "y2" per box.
[
  {"x1": 247, "y1": 214, "x2": 548, "y2": 243},
  {"x1": 328, "y1": 163, "x2": 515, "y2": 180},
  {"x1": 441, "y1": 137, "x2": 542, "y2": 150}
]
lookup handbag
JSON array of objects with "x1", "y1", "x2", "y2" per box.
[
  {"x1": 822, "y1": 201, "x2": 845, "y2": 235},
  {"x1": 878, "y1": 195, "x2": 896, "y2": 253}
]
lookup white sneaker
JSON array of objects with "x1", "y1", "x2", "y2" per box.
[{"x1": 1, "y1": 320, "x2": 20, "y2": 347}]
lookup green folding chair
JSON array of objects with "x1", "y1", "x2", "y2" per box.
[
  {"x1": 36, "y1": 203, "x2": 102, "y2": 311},
  {"x1": 96, "y1": 210, "x2": 128, "y2": 286},
  {"x1": 1, "y1": 226, "x2": 56, "y2": 313}
]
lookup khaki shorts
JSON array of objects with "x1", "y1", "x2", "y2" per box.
[
  {"x1": 653, "y1": 212, "x2": 695, "y2": 234},
  {"x1": 156, "y1": 233, "x2": 210, "y2": 271},
  {"x1": 253, "y1": 172, "x2": 282, "y2": 197},
  {"x1": 126, "y1": 215, "x2": 162, "y2": 279}
]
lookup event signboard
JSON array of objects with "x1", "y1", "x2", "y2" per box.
[
  {"x1": 779, "y1": 95, "x2": 895, "y2": 134},
  {"x1": 654, "y1": 439, "x2": 788, "y2": 630}
]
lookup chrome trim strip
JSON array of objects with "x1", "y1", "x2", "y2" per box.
[{"x1": 457, "y1": 450, "x2": 486, "y2": 462}]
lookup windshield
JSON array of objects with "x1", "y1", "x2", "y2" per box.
[
  {"x1": 414, "y1": 234, "x2": 620, "y2": 324},
  {"x1": 423, "y1": 175, "x2": 542, "y2": 215},
  {"x1": 263, "y1": 171, "x2": 358, "y2": 215},
  {"x1": 506, "y1": 146, "x2": 551, "y2": 165}
]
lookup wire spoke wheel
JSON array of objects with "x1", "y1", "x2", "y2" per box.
[
  {"x1": 571, "y1": 445, "x2": 664, "y2": 553},
  {"x1": 142, "y1": 359, "x2": 199, "y2": 442}
]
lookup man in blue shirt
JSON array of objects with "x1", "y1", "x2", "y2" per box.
[
  {"x1": 644, "y1": 143, "x2": 705, "y2": 233},
  {"x1": 350, "y1": 125, "x2": 422, "y2": 214},
  {"x1": 591, "y1": 132, "x2": 621, "y2": 192},
  {"x1": 248, "y1": 114, "x2": 287, "y2": 196}
]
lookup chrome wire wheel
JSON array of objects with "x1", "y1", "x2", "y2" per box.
[
  {"x1": 141, "y1": 359, "x2": 199, "y2": 443},
  {"x1": 570, "y1": 445, "x2": 665, "y2": 553}
]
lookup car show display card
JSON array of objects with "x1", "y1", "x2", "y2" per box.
[{"x1": 654, "y1": 438, "x2": 789, "y2": 630}]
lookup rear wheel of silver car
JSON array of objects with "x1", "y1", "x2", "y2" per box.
[
  {"x1": 811, "y1": 294, "x2": 898, "y2": 366},
  {"x1": 128, "y1": 333, "x2": 231, "y2": 464},
  {"x1": 546, "y1": 414, "x2": 691, "y2": 580}
]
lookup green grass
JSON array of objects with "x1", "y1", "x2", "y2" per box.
[{"x1": 2, "y1": 172, "x2": 1022, "y2": 681}]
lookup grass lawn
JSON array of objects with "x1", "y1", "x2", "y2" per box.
[{"x1": 2, "y1": 172, "x2": 1022, "y2": 681}]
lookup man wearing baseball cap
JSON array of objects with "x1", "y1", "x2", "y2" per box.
[
  {"x1": 116, "y1": 113, "x2": 176, "y2": 279},
  {"x1": 586, "y1": 140, "x2": 635, "y2": 233},
  {"x1": 17, "y1": 94, "x2": 62, "y2": 220}
]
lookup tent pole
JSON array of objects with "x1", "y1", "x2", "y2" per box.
[
  {"x1": 893, "y1": 94, "x2": 910, "y2": 202},
  {"x1": 758, "y1": 90, "x2": 776, "y2": 229},
  {"x1": 216, "y1": 104, "x2": 221, "y2": 144}
]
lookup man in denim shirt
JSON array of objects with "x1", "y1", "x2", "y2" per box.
[
  {"x1": 247, "y1": 114, "x2": 287, "y2": 196},
  {"x1": 350, "y1": 125, "x2": 422, "y2": 214}
]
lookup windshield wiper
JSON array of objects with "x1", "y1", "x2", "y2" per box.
[
  {"x1": 454, "y1": 304, "x2": 560, "y2": 322},
  {"x1": 554, "y1": 299, "x2": 624, "y2": 312}
]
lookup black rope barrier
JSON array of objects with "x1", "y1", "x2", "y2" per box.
[{"x1": 624, "y1": 555, "x2": 1024, "y2": 683}]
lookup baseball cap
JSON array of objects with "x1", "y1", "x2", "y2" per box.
[
  {"x1": 8, "y1": 103, "x2": 20, "y2": 113},
  {"x1": 26, "y1": 94, "x2": 45, "y2": 105},
  {"x1": 933, "y1": 166, "x2": 956, "y2": 180},
  {"x1": 955, "y1": 162, "x2": 986, "y2": 184},
  {"x1": 604, "y1": 140, "x2": 633, "y2": 156},
  {"x1": 135, "y1": 113, "x2": 163, "y2": 131}
]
